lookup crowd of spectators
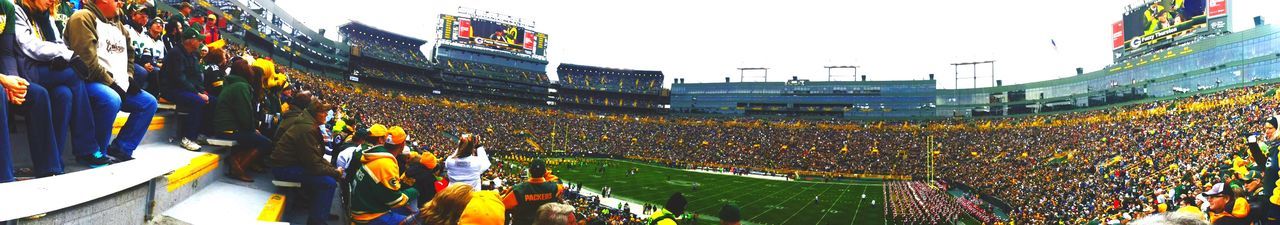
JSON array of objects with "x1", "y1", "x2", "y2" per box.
[
  {"x1": 344, "y1": 34, "x2": 431, "y2": 69},
  {"x1": 438, "y1": 58, "x2": 548, "y2": 85},
  {"x1": 9, "y1": 1, "x2": 1280, "y2": 225},
  {"x1": 284, "y1": 63, "x2": 1280, "y2": 224},
  {"x1": 556, "y1": 72, "x2": 662, "y2": 94},
  {"x1": 355, "y1": 63, "x2": 434, "y2": 87}
]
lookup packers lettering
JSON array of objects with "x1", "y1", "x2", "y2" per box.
[{"x1": 524, "y1": 193, "x2": 553, "y2": 201}]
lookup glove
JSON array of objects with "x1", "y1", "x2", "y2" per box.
[
  {"x1": 50, "y1": 55, "x2": 71, "y2": 71},
  {"x1": 109, "y1": 82, "x2": 127, "y2": 99}
]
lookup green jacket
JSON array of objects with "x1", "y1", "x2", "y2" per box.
[
  {"x1": 268, "y1": 108, "x2": 338, "y2": 177},
  {"x1": 264, "y1": 88, "x2": 283, "y2": 114},
  {"x1": 212, "y1": 74, "x2": 253, "y2": 134}
]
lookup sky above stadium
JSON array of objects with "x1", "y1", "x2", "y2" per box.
[{"x1": 278, "y1": 0, "x2": 1280, "y2": 89}]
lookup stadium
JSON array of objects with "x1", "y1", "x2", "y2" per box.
[{"x1": 1, "y1": 0, "x2": 1279, "y2": 225}]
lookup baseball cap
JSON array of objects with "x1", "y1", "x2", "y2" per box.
[
  {"x1": 1202, "y1": 183, "x2": 1228, "y2": 197},
  {"x1": 529, "y1": 159, "x2": 547, "y2": 178},
  {"x1": 388, "y1": 126, "x2": 408, "y2": 145},
  {"x1": 1244, "y1": 170, "x2": 1262, "y2": 181},
  {"x1": 181, "y1": 27, "x2": 204, "y2": 40},
  {"x1": 126, "y1": 3, "x2": 147, "y2": 14},
  {"x1": 367, "y1": 124, "x2": 388, "y2": 137},
  {"x1": 458, "y1": 191, "x2": 505, "y2": 225}
]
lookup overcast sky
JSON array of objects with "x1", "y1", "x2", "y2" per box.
[{"x1": 275, "y1": 0, "x2": 1280, "y2": 89}]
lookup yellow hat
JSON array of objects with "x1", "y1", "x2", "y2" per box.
[
  {"x1": 207, "y1": 39, "x2": 226, "y2": 51},
  {"x1": 388, "y1": 126, "x2": 408, "y2": 145},
  {"x1": 413, "y1": 151, "x2": 438, "y2": 169},
  {"x1": 368, "y1": 124, "x2": 388, "y2": 137},
  {"x1": 253, "y1": 58, "x2": 283, "y2": 88},
  {"x1": 458, "y1": 191, "x2": 505, "y2": 225}
]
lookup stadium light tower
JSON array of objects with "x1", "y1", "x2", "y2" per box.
[
  {"x1": 950, "y1": 61, "x2": 996, "y2": 116},
  {"x1": 950, "y1": 61, "x2": 996, "y2": 90},
  {"x1": 824, "y1": 65, "x2": 859, "y2": 82},
  {"x1": 738, "y1": 68, "x2": 769, "y2": 82}
]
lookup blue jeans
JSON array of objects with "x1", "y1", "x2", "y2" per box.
[
  {"x1": 0, "y1": 88, "x2": 9, "y2": 182},
  {"x1": 87, "y1": 83, "x2": 157, "y2": 157},
  {"x1": 131, "y1": 64, "x2": 150, "y2": 90},
  {"x1": 12, "y1": 83, "x2": 60, "y2": 176},
  {"x1": 162, "y1": 89, "x2": 211, "y2": 140},
  {"x1": 271, "y1": 166, "x2": 336, "y2": 223},
  {"x1": 32, "y1": 65, "x2": 95, "y2": 159},
  {"x1": 367, "y1": 206, "x2": 415, "y2": 225}
]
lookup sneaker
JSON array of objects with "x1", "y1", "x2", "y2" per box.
[
  {"x1": 107, "y1": 146, "x2": 135, "y2": 162},
  {"x1": 180, "y1": 138, "x2": 203, "y2": 151},
  {"x1": 196, "y1": 134, "x2": 211, "y2": 144},
  {"x1": 76, "y1": 152, "x2": 114, "y2": 168}
]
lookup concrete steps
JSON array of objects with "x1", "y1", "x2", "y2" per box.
[{"x1": 0, "y1": 103, "x2": 243, "y2": 225}]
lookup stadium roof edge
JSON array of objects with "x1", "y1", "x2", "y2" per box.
[
  {"x1": 939, "y1": 24, "x2": 1280, "y2": 94},
  {"x1": 339, "y1": 21, "x2": 429, "y2": 46},
  {"x1": 558, "y1": 63, "x2": 664, "y2": 74},
  {"x1": 673, "y1": 80, "x2": 935, "y2": 86}
]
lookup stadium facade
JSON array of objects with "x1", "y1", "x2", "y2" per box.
[
  {"x1": 672, "y1": 24, "x2": 1280, "y2": 119},
  {"x1": 940, "y1": 24, "x2": 1280, "y2": 117},
  {"x1": 670, "y1": 79, "x2": 937, "y2": 118},
  {"x1": 554, "y1": 64, "x2": 670, "y2": 112}
]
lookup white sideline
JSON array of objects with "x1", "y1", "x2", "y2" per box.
[{"x1": 680, "y1": 168, "x2": 791, "y2": 181}]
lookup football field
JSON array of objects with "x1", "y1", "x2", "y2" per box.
[{"x1": 553, "y1": 158, "x2": 889, "y2": 225}]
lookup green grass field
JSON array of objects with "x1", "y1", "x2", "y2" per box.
[{"x1": 553, "y1": 158, "x2": 889, "y2": 225}]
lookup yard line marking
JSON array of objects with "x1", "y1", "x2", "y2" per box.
[
  {"x1": 781, "y1": 184, "x2": 835, "y2": 224},
  {"x1": 814, "y1": 185, "x2": 852, "y2": 224},
  {"x1": 748, "y1": 182, "x2": 819, "y2": 221},
  {"x1": 851, "y1": 185, "x2": 870, "y2": 225}
]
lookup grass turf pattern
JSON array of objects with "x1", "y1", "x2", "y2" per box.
[{"x1": 552, "y1": 158, "x2": 890, "y2": 225}]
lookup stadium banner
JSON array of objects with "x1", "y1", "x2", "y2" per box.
[
  {"x1": 1112, "y1": 21, "x2": 1124, "y2": 49},
  {"x1": 1207, "y1": 0, "x2": 1227, "y2": 18},
  {"x1": 440, "y1": 14, "x2": 456, "y2": 40},
  {"x1": 459, "y1": 18, "x2": 473, "y2": 38},
  {"x1": 523, "y1": 31, "x2": 536, "y2": 50},
  {"x1": 1120, "y1": 0, "x2": 1209, "y2": 51},
  {"x1": 536, "y1": 33, "x2": 548, "y2": 56}
]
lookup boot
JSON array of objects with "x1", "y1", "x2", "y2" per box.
[
  {"x1": 225, "y1": 149, "x2": 253, "y2": 182},
  {"x1": 240, "y1": 149, "x2": 262, "y2": 176},
  {"x1": 247, "y1": 151, "x2": 267, "y2": 173}
]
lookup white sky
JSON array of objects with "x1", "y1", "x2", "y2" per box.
[{"x1": 276, "y1": 0, "x2": 1280, "y2": 89}]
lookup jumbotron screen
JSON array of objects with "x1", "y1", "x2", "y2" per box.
[
  {"x1": 1113, "y1": 0, "x2": 1227, "y2": 51},
  {"x1": 440, "y1": 14, "x2": 549, "y2": 56}
]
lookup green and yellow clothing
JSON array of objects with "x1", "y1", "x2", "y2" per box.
[
  {"x1": 349, "y1": 146, "x2": 419, "y2": 223},
  {"x1": 1209, "y1": 197, "x2": 1251, "y2": 224},
  {"x1": 501, "y1": 177, "x2": 564, "y2": 225},
  {"x1": 646, "y1": 209, "x2": 678, "y2": 225}
]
